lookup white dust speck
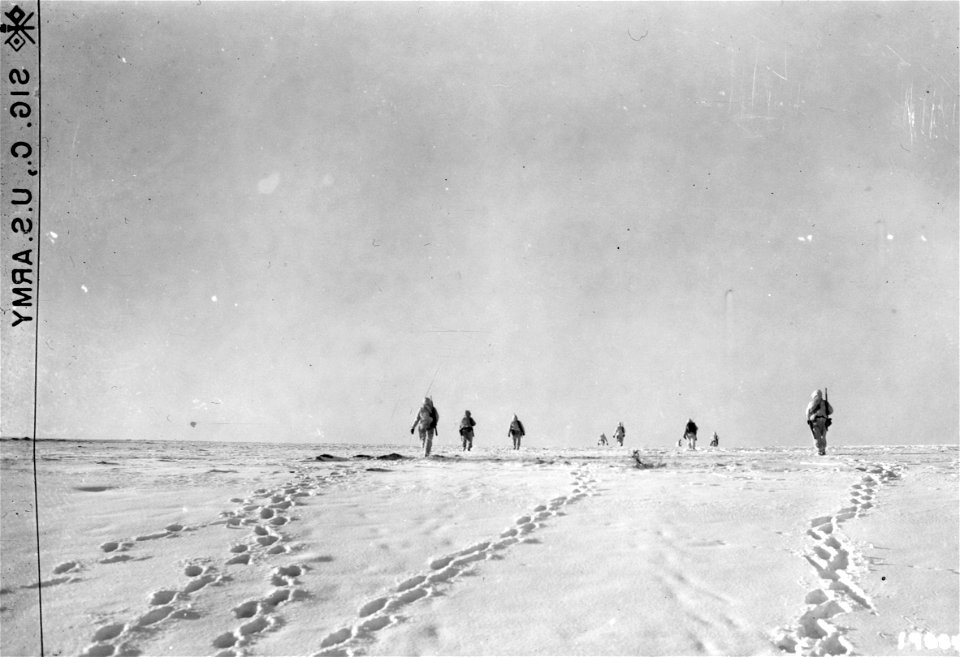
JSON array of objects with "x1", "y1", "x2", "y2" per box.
[
  {"x1": 920, "y1": 235, "x2": 927, "y2": 242},
  {"x1": 807, "y1": 234, "x2": 813, "y2": 241},
  {"x1": 81, "y1": 285, "x2": 88, "y2": 293},
  {"x1": 257, "y1": 172, "x2": 280, "y2": 195},
  {"x1": 211, "y1": 295, "x2": 218, "y2": 302},
  {"x1": 798, "y1": 236, "x2": 806, "y2": 242},
  {"x1": 887, "y1": 234, "x2": 894, "y2": 240},
  {"x1": 47, "y1": 231, "x2": 58, "y2": 243}
]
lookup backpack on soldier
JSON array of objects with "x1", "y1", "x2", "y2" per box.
[{"x1": 419, "y1": 406, "x2": 435, "y2": 430}]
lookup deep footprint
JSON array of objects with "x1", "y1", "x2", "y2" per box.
[
  {"x1": 319, "y1": 627, "x2": 352, "y2": 648},
  {"x1": 184, "y1": 575, "x2": 214, "y2": 594},
  {"x1": 396, "y1": 575, "x2": 426, "y2": 592},
  {"x1": 100, "y1": 555, "x2": 134, "y2": 564},
  {"x1": 358, "y1": 615, "x2": 392, "y2": 633},
  {"x1": 276, "y1": 565, "x2": 302, "y2": 578},
  {"x1": 150, "y1": 590, "x2": 177, "y2": 605},
  {"x1": 265, "y1": 588, "x2": 291, "y2": 606},
  {"x1": 53, "y1": 561, "x2": 79, "y2": 575},
  {"x1": 391, "y1": 588, "x2": 428, "y2": 607},
  {"x1": 240, "y1": 616, "x2": 270, "y2": 635},
  {"x1": 138, "y1": 605, "x2": 173, "y2": 626},
  {"x1": 427, "y1": 567, "x2": 456, "y2": 583},
  {"x1": 92, "y1": 623, "x2": 125, "y2": 642},
  {"x1": 359, "y1": 597, "x2": 388, "y2": 617},
  {"x1": 429, "y1": 556, "x2": 453, "y2": 570},
  {"x1": 212, "y1": 632, "x2": 237, "y2": 649}
]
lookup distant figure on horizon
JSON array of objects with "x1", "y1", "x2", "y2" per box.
[
  {"x1": 598, "y1": 433, "x2": 608, "y2": 446},
  {"x1": 614, "y1": 422, "x2": 625, "y2": 446},
  {"x1": 710, "y1": 432, "x2": 719, "y2": 447},
  {"x1": 411, "y1": 397, "x2": 439, "y2": 457},
  {"x1": 806, "y1": 389, "x2": 833, "y2": 456},
  {"x1": 508, "y1": 414, "x2": 525, "y2": 450},
  {"x1": 683, "y1": 419, "x2": 698, "y2": 450},
  {"x1": 459, "y1": 410, "x2": 476, "y2": 452}
]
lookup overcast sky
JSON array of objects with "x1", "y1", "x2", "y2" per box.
[{"x1": 35, "y1": 2, "x2": 958, "y2": 447}]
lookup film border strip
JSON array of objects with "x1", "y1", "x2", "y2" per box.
[{"x1": 1, "y1": 1, "x2": 42, "y2": 655}]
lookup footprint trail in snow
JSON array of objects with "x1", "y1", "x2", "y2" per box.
[
  {"x1": 310, "y1": 465, "x2": 600, "y2": 656},
  {"x1": 76, "y1": 465, "x2": 361, "y2": 657},
  {"x1": 773, "y1": 461, "x2": 903, "y2": 656}
]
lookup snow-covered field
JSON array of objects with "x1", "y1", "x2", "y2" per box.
[{"x1": 1, "y1": 440, "x2": 957, "y2": 657}]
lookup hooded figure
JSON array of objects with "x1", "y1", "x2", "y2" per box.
[
  {"x1": 710, "y1": 432, "x2": 719, "y2": 447},
  {"x1": 508, "y1": 414, "x2": 525, "y2": 450},
  {"x1": 614, "y1": 422, "x2": 626, "y2": 446},
  {"x1": 411, "y1": 397, "x2": 440, "y2": 457},
  {"x1": 806, "y1": 390, "x2": 833, "y2": 456},
  {"x1": 459, "y1": 410, "x2": 476, "y2": 451},
  {"x1": 598, "y1": 433, "x2": 608, "y2": 446},
  {"x1": 683, "y1": 419, "x2": 698, "y2": 450}
]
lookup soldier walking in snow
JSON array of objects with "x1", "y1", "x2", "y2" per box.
[
  {"x1": 508, "y1": 414, "x2": 525, "y2": 450},
  {"x1": 806, "y1": 389, "x2": 833, "y2": 456},
  {"x1": 459, "y1": 410, "x2": 476, "y2": 452},
  {"x1": 683, "y1": 418, "x2": 698, "y2": 450},
  {"x1": 411, "y1": 397, "x2": 439, "y2": 457}
]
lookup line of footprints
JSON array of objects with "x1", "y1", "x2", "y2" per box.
[
  {"x1": 212, "y1": 564, "x2": 309, "y2": 657},
  {"x1": 310, "y1": 466, "x2": 599, "y2": 657},
  {"x1": 45, "y1": 522, "x2": 191, "y2": 587},
  {"x1": 73, "y1": 463, "x2": 596, "y2": 657},
  {"x1": 81, "y1": 563, "x2": 224, "y2": 657},
  {"x1": 78, "y1": 467, "x2": 359, "y2": 657},
  {"x1": 774, "y1": 462, "x2": 902, "y2": 656}
]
